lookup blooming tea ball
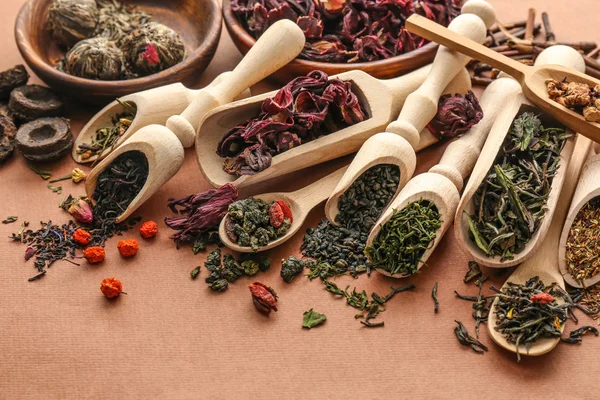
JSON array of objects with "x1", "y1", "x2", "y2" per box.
[
  {"x1": 46, "y1": 0, "x2": 99, "y2": 48},
  {"x1": 65, "y1": 37, "x2": 124, "y2": 80},
  {"x1": 122, "y1": 22, "x2": 186, "y2": 76}
]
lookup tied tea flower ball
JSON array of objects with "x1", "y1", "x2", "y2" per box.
[
  {"x1": 121, "y1": 22, "x2": 186, "y2": 76},
  {"x1": 65, "y1": 37, "x2": 124, "y2": 81},
  {"x1": 46, "y1": 0, "x2": 99, "y2": 48}
]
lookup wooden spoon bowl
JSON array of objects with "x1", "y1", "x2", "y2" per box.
[
  {"x1": 15, "y1": 0, "x2": 222, "y2": 104},
  {"x1": 366, "y1": 173, "x2": 460, "y2": 278},
  {"x1": 219, "y1": 167, "x2": 348, "y2": 253},
  {"x1": 196, "y1": 67, "x2": 471, "y2": 190}
]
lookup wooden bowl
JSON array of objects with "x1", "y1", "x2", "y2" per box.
[
  {"x1": 15, "y1": 0, "x2": 222, "y2": 105},
  {"x1": 222, "y1": 0, "x2": 439, "y2": 82}
]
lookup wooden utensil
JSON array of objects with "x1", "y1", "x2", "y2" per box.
[
  {"x1": 366, "y1": 76, "x2": 523, "y2": 278},
  {"x1": 405, "y1": 14, "x2": 600, "y2": 143},
  {"x1": 167, "y1": 19, "x2": 305, "y2": 148},
  {"x1": 487, "y1": 135, "x2": 592, "y2": 358},
  {"x1": 218, "y1": 167, "x2": 348, "y2": 253},
  {"x1": 559, "y1": 144, "x2": 600, "y2": 288},
  {"x1": 85, "y1": 125, "x2": 183, "y2": 224},
  {"x1": 15, "y1": 0, "x2": 223, "y2": 104},
  {"x1": 454, "y1": 46, "x2": 586, "y2": 268},
  {"x1": 196, "y1": 65, "x2": 471, "y2": 190},
  {"x1": 72, "y1": 72, "x2": 251, "y2": 164},
  {"x1": 324, "y1": 0, "x2": 494, "y2": 226}
]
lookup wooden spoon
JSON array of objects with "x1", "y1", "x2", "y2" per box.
[
  {"x1": 85, "y1": 124, "x2": 183, "y2": 223},
  {"x1": 366, "y1": 76, "x2": 524, "y2": 278},
  {"x1": 218, "y1": 167, "x2": 348, "y2": 253},
  {"x1": 72, "y1": 73, "x2": 251, "y2": 164},
  {"x1": 558, "y1": 144, "x2": 600, "y2": 288},
  {"x1": 166, "y1": 19, "x2": 305, "y2": 148},
  {"x1": 487, "y1": 134, "x2": 592, "y2": 358},
  {"x1": 405, "y1": 13, "x2": 600, "y2": 143},
  {"x1": 454, "y1": 46, "x2": 587, "y2": 268},
  {"x1": 196, "y1": 66, "x2": 471, "y2": 190},
  {"x1": 324, "y1": 0, "x2": 495, "y2": 226}
]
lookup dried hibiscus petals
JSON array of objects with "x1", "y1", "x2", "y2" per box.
[
  {"x1": 427, "y1": 90, "x2": 483, "y2": 139},
  {"x1": 218, "y1": 70, "x2": 367, "y2": 176},
  {"x1": 231, "y1": 0, "x2": 461, "y2": 63},
  {"x1": 249, "y1": 281, "x2": 278, "y2": 314}
]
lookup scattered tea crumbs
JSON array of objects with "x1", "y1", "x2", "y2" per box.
[
  {"x1": 84, "y1": 246, "x2": 105, "y2": 264},
  {"x1": 190, "y1": 266, "x2": 201, "y2": 280},
  {"x1": 100, "y1": 277, "x2": 124, "y2": 299},
  {"x1": 73, "y1": 228, "x2": 92, "y2": 245},
  {"x1": 302, "y1": 309, "x2": 327, "y2": 329},
  {"x1": 140, "y1": 220, "x2": 159, "y2": 238},
  {"x1": 117, "y1": 239, "x2": 139, "y2": 257},
  {"x1": 2, "y1": 216, "x2": 17, "y2": 224}
]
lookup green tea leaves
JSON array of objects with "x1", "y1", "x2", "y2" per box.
[{"x1": 302, "y1": 309, "x2": 327, "y2": 329}]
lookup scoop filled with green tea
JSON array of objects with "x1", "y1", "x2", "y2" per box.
[{"x1": 219, "y1": 167, "x2": 348, "y2": 253}]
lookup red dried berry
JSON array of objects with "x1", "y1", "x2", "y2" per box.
[
  {"x1": 249, "y1": 282, "x2": 278, "y2": 314},
  {"x1": 530, "y1": 293, "x2": 555, "y2": 305},
  {"x1": 269, "y1": 201, "x2": 285, "y2": 228},
  {"x1": 275, "y1": 200, "x2": 293, "y2": 223}
]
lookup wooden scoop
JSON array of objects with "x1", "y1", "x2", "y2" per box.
[
  {"x1": 218, "y1": 167, "x2": 348, "y2": 253},
  {"x1": 166, "y1": 19, "x2": 305, "y2": 148},
  {"x1": 196, "y1": 66, "x2": 471, "y2": 190},
  {"x1": 558, "y1": 144, "x2": 600, "y2": 288},
  {"x1": 455, "y1": 46, "x2": 587, "y2": 268},
  {"x1": 324, "y1": 0, "x2": 494, "y2": 226},
  {"x1": 405, "y1": 13, "x2": 600, "y2": 143},
  {"x1": 85, "y1": 124, "x2": 183, "y2": 223},
  {"x1": 365, "y1": 76, "x2": 524, "y2": 278},
  {"x1": 487, "y1": 135, "x2": 592, "y2": 358},
  {"x1": 72, "y1": 73, "x2": 252, "y2": 164}
]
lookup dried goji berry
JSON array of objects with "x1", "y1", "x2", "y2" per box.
[
  {"x1": 249, "y1": 282, "x2": 278, "y2": 314},
  {"x1": 269, "y1": 202, "x2": 285, "y2": 228},
  {"x1": 276, "y1": 200, "x2": 293, "y2": 223},
  {"x1": 530, "y1": 292, "x2": 554, "y2": 305}
]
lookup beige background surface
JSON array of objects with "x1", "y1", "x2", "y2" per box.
[{"x1": 1, "y1": 1, "x2": 600, "y2": 399}]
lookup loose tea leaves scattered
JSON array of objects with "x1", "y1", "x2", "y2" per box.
[
  {"x1": 492, "y1": 276, "x2": 574, "y2": 362},
  {"x1": 231, "y1": 0, "x2": 460, "y2": 63},
  {"x1": 217, "y1": 71, "x2": 367, "y2": 176},
  {"x1": 95, "y1": 0, "x2": 152, "y2": 45},
  {"x1": 165, "y1": 184, "x2": 239, "y2": 247},
  {"x1": 546, "y1": 78, "x2": 600, "y2": 122},
  {"x1": 454, "y1": 320, "x2": 489, "y2": 354},
  {"x1": 466, "y1": 112, "x2": 571, "y2": 260},
  {"x1": 190, "y1": 266, "x2": 201, "y2": 280},
  {"x1": 561, "y1": 326, "x2": 599, "y2": 344},
  {"x1": 335, "y1": 164, "x2": 400, "y2": 232},
  {"x1": 565, "y1": 198, "x2": 600, "y2": 282},
  {"x1": 203, "y1": 248, "x2": 272, "y2": 292},
  {"x1": 432, "y1": 282, "x2": 440, "y2": 313},
  {"x1": 302, "y1": 309, "x2": 327, "y2": 329},
  {"x1": 366, "y1": 200, "x2": 441, "y2": 276},
  {"x1": 3, "y1": 216, "x2": 17, "y2": 224},
  {"x1": 29, "y1": 165, "x2": 52, "y2": 180},
  {"x1": 77, "y1": 99, "x2": 136, "y2": 160},
  {"x1": 427, "y1": 91, "x2": 483, "y2": 139},
  {"x1": 281, "y1": 256, "x2": 313, "y2": 283},
  {"x1": 225, "y1": 197, "x2": 292, "y2": 251}
]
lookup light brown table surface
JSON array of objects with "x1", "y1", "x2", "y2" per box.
[{"x1": 2, "y1": 1, "x2": 600, "y2": 399}]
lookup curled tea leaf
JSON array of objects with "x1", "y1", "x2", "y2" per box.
[{"x1": 302, "y1": 309, "x2": 327, "y2": 329}]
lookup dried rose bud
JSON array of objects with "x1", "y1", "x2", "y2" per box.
[
  {"x1": 530, "y1": 292, "x2": 555, "y2": 305},
  {"x1": 249, "y1": 282, "x2": 278, "y2": 314},
  {"x1": 71, "y1": 168, "x2": 86, "y2": 183},
  {"x1": 427, "y1": 90, "x2": 483, "y2": 140},
  {"x1": 24, "y1": 246, "x2": 36, "y2": 261},
  {"x1": 68, "y1": 199, "x2": 93, "y2": 224}
]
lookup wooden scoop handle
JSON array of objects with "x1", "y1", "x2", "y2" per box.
[
  {"x1": 291, "y1": 166, "x2": 348, "y2": 211},
  {"x1": 385, "y1": 0, "x2": 493, "y2": 148},
  {"x1": 166, "y1": 19, "x2": 305, "y2": 147},
  {"x1": 406, "y1": 14, "x2": 530, "y2": 83},
  {"x1": 429, "y1": 77, "x2": 523, "y2": 190}
]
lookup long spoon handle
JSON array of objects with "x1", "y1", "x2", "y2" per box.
[
  {"x1": 429, "y1": 77, "x2": 524, "y2": 190},
  {"x1": 406, "y1": 14, "x2": 530, "y2": 82},
  {"x1": 385, "y1": 0, "x2": 493, "y2": 148},
  {"x1": 292, "y1": 167, "x2": 348, "y2": 210},
  {"x1": 166, "y1": 19, "x2": 305, "y2": 147}
]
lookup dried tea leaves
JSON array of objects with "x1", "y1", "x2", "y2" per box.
[
  {"x1": 46, "y1": 0, "x2": 99, "y2": 48},
  {"x1": 281, "y1": 256, "x2": 313, "y2": 283},
  {"x1": 547, "y1": 78, "x2": 600, "y2": 122},
  {"x1": 466, "y1": 112, "x2": 571, "y2": 260},
  {"x1": 203, "y1": 248, "x2": 272, "y2": 292},
  {"x1": 366, "y1": 200, "x2": 441, "y2": 276},
  {"x1": 224, "y1": 197, "x2": 292, "y2": 251},
  {"x1": 9, "y1": 85, "x2": 64, "y2": 122},
  {"x1": 16, "y1": 118, "x2": 73, "y2": 162},
  {"x1": 302, "y1": 309, "x2": 327, "y2": 329},
  {"x1": 454, "y1": 320, "x2": 489, "y2": 354},
  {"x1": 561, "y1": 326, "x2": 599, "y2": 344},
  {"x1": 565, "y1": 197, "x2": 600, "y2": 282},
  {"x1": 64, "y1": 37, "x2": 125, "y2": 80},
  {"x1": 231, "y1": 0, "x2": 459, "y2": 63},
  {"x1": 218, "y1": 71, "x2": 367, "y2": 176}
]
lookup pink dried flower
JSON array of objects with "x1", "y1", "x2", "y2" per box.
[
  {"x1": 68, "y1": 199, "x2": 94, "y2": 224},
  {"x1": 142, "y1": 43, "x2": 160, "y2": 65}
]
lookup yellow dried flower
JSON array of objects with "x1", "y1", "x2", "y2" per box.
[{"x1": 71, "y1": 168, "x2": 86, "y2": 183}]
